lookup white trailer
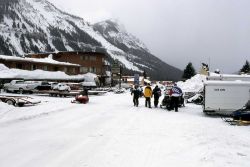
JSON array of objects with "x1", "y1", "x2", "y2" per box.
[
  {"x1": 203, "y1": 81, "x2": 250, "y2": 115},
  {"x1": 207, "y1": 74, "x2": 250, "y2": 81}
]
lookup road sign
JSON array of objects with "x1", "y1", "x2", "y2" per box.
[
  {"x1": 112, "y1": 73, "x2": 120, "y2": 79},
  {"x1": 111, "y1": 62, "x2": 120, "y2": 74}
]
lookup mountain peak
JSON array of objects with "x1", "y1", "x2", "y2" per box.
[
  {"x1": 94, "y1": 19, "x2": 149, "y2": 53},
  {"x1": 0, "y1": 0, "x2": 183, "y2": 80}
]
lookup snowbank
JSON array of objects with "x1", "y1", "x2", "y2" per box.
[
  {"x1": 177, "y1": 74, "x2": 207, "y2": 92},
  {"x1": 0, "y1": 101, "x2": 14, "y2": 113}
]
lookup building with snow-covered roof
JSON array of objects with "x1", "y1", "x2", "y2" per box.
[
  {"x1": 25, "y1": 51, "x2": 108, "y2": 76},
  {"x1": 0, "y1": 55, "x2": 80, "y2": 75}
]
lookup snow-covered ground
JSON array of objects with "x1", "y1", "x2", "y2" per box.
[{"x1": 0, "y1": 91, "x2": 250, "y2": 167}]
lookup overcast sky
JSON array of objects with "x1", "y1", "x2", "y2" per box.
[{"x1": 48, "y1": 0, "x2": 250, "y2": 73}]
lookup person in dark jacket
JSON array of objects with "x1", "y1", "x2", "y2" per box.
[
  {"x1": 131, "y1": 85, "x2": 141, "y2": 107},
  {"x1": 153, "y1": 85, "x2": 161, "y2": 107},
  {"x1": 170, "y1": 83, "x2": 183, "y2": 112}
]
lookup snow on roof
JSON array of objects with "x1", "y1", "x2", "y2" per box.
[
  {"x1": 0, "y1": 64, "x2": 9, "y2": 70},
  {"x1": 208, "y1": 73, "x2": 250, "y2": 81},
  {"x1": 204, "y1": 80, "x2": 250, "y2": 86},
  {"x1": 0, "y1": 55, "x2": 80, "y2": 66},
  {"x1": 82, "y1": 73, "x2": 98, "y2": 82},
  {"x1": 81, "y1": 82, "x2": 96, "y2": 87},
  {"x1": 208, "y1": 73, "x2": 250, "y2": 78},
  {"x1": 0, "y1": 63, "x2": 85, "y2": 80}
]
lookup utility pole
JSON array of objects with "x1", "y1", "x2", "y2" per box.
[{"x1": 119, "y1": 65, "x2": 122, "y2": 89}]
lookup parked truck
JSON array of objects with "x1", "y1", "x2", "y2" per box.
[
  {"x1": 3, "y1": 80, "x2": 40, "y2": 94},
  {"x1": 203, "y1": 81, "x2": 250, "y2": 115}
]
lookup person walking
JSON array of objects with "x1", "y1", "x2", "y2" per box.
[
  {"x1": 153, "y1": 85, "x2": 161, "y2": 107},
  {"x1": 144, "y1": 83, "x2": 153, "y2": 108},
  {"x1": 131, "y1": 85, "x2": 141, "y2": 107},
  {"x1": 170, "y1": 83, "x2": 183, "y2": 112}
]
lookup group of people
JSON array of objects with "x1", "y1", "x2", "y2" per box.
[{"x1": 131, "y1": 83, "x2": 183, "y2": 112}]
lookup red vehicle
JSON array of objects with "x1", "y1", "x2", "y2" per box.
[
  {"x1": 71, "y1": 90, "x2": 89, "y2": 104},
  {"x1": 74, "y1": 95, "x2": 89, "y2": 104}
]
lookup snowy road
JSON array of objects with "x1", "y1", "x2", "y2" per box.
[{"x1": 0, "y1": 92, "x2": 250, "y2": 167}]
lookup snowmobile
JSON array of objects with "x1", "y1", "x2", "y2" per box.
[
  {"x1": 71, "y1": 90, "x2": 89, "y2": 104},
  {"x1": 222, "y1": 102, "x2": 250, "y2": 125},
  {"x1": 160, "y1": 95, "x2": 185, "y2": 110},
  {"x1": 187, "y1": 93, "x2": 204, "y2": 105},
  {"x1": 160, "y1": 95, "x2": 172, "y2": 110}
]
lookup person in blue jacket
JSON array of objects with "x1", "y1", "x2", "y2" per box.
[{"x1": 153, "y1": 85, "x2": 161, "y2": 107}]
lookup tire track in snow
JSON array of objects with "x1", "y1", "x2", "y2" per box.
[{"x1": 0, "y1": 104, "x2": 80, "y2": 127}]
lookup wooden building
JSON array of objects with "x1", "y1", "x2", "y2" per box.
[
  {"x1": 0, "y1": 55, "x2": 80, "y2": 75},
  {"x1": 26, "y1": 51, "x2": 107, "y2": 76}
]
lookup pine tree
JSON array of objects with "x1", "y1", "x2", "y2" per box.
[
  {"x1": 240, "y1": 60, "x2": 250, "y2": 74},
  {"x1": 182, "y1": 62, "x2": 196, "y2": 80}
]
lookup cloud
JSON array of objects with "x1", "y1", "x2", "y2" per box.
[{"x1": 48, "y1": 0, "x2": 250, "y2": 73}]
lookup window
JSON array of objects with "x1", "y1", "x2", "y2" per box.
[
  {"x1": 64, "y1": 67, "x2": 68, "y2": 72},
  {"x1": 43, "y1": 65, "x2": 48, "y2": 71},
  {"x1": 90, "y1": 56, "x2": 96, "y2": 61},
  {"x1": 16, "y1": 80, "x2": 24, "y2": 84},
  {"x1": 31, "y1": 64, "x2": 37, "y2": 70},
  {"x1": 54, "y1": 66, "x2": 59, "y2": 71},
  {"x1": 80, "y1": 67, "x2": 88, "y2": 73},
  {"x1": 84, "y1": 55, "x2": 89, "y2": 60},
  {"x1": 96, "y1": 68, "x2": 101, "y2": 73},
  {"x1": 89, "y1": 67, "x2": 96, "y2": 73},
  {"x1": 80, "y1": 55, "x2": 84, "y2": 60},
  {"x1": 72, "y1": 68, "x2": 76, "y2": 73},
  {"x1": 16, "y1": 63, "x2": 23, "y2": 69}
]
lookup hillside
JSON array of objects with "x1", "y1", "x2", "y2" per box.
[{"x1": 0, "y1": 0, "x2": 182, "y2": 80}]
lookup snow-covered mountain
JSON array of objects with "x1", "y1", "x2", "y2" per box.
[{"x1": 0, "y1": 0, "x2": 182, "y2": 80}]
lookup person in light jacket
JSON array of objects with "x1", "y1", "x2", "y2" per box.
[{"x1": 144, "y1": 83, "x2": 153, "y2": 108}]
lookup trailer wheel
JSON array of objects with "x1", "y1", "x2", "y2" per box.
[{"x1": 6, "y1": 99, "x2": 15, "y2": 106}]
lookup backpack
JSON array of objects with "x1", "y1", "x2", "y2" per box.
[{"x1": 157, "y1": 90, "x2": 161, "y2": 97}]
